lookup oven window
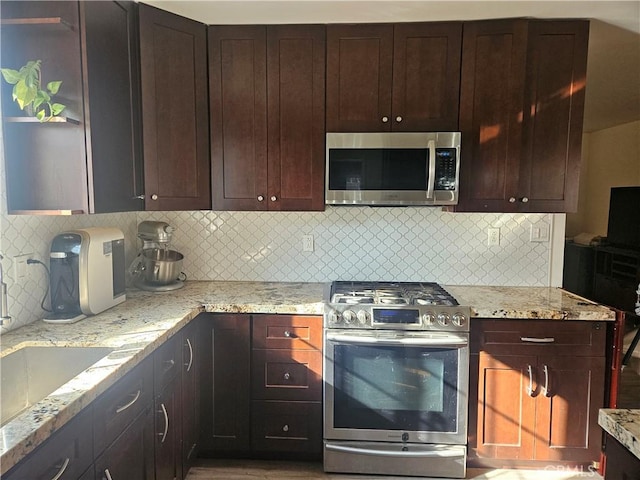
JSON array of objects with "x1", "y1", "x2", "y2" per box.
[
  {"x1": 333, "y1": 344, "x2": 459, "y2": 432},
  {"x1": 328, "y1": 148, "x2": 428, "y2": 191}
]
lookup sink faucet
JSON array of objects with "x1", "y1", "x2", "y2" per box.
[{"x1": 0, "y1": 254, "x2": 11, "y2": 325}]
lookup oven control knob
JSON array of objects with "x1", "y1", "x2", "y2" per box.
[
  {"x1": 422, "y1": 313, "x2": 435, "y2": 326},
  {"x1": 437, "y1": 313, "x2": 450, "y2": 326},
  {"x1": 342, "y1": 310, "x2": 356, "y2": 324},
  {"x1": 356, "y1": 310, "x2": 369, "y2": 324},
  {"x1": 452, "y1": 313, "x2": 467, "y2": 327},
  {"x1": 328, "y1": 311, "x2": 340, "y2": 325}
]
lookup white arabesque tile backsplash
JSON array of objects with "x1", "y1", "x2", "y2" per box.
[{"x1": 0, "y1": 205, "x2": 557, "y2": 332}]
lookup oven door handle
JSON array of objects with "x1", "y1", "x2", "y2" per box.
[
  {"x1": 325, "y1": 442, "x2": 462, "y2": 458},
  {"x1": 326, "y1": 332, "x2": 468, "y2": 347}
]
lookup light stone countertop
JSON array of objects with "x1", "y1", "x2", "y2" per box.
[
  {"x1": 445, "y1": 285, "x2": 616, "y2": 321},
  {"x1": 598, "y1": 409, "x2": 640, "y2": 460},
  {"x1": 0, "y1": 281, "x2": 615, "y2": 474}
]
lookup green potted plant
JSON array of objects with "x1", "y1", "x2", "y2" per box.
[{"x1": 1, "y1": 59, "x2": 66, "y2": 122}]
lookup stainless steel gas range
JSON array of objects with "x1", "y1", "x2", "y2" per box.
[{"x1": 323, "y1": 281, "x2": 470, "y2": 479}]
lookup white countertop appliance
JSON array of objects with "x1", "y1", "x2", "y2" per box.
[
  {"x1": 323, "y1": 281, "x2": 470, "y2": 478},
  {"x1": 44, "y1": 228, "x2": 126, "y2": 323}
]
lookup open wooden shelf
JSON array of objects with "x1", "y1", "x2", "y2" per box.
[
  {"x1": 1, "y1": 17, "x2": 74, "y2": 31},
  {"x1": 4, "y1": 116, "x2": 80, "y2": 125}
]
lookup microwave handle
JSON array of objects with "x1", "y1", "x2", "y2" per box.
[{"x1": 426, "y1": 139, "x2": 436, "y2": 199}]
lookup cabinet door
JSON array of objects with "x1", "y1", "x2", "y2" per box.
[
  {"x1": 266, "y1": 25, "x2": 326, "y2": 211},
  {"x1": 326, "y1": 24, "x2": 394, "y2": 132},
  {"x1": 94, "y1": 356, "x2": 153, "y2": 455},
  {"x1": 209, "y1": 26, "x2": 268, "y2": 211},
  {"x1": 2, "y1": 406, "x2": 93, "y2": 480},
  {"x1": 94, "y1": 408, "x2": 155, "y2": 480},
  {"x1": 139, "y1": 3, "x2": 210, "y2": 210},
  {"x1": 457, "y1": 19, "x2": 528, "y2": 212},
  {"x1": 534, "y1": 355, "x2": 605, "y2": 462},
  {"x1": 391, "y1": 22, "x2": 462, "y2": 131},
  {"x1": 155, "y1": 376, "x2": 181, "y2": 480},
  {"x1": 200, "y1": 314, "x2": 251, "y2": 454},
  {"x1": 474, "y1": 353, "x2": 537, "y2": 460},
  {"x1": 181, "y1": 321, "x2": 200, "y2": 476},
  {"x1": 81, "y1": 0, "x2": 143, "y2": 213},
  {"x1": 519, "y1": 20, "x2": 589, "y2": 213}
]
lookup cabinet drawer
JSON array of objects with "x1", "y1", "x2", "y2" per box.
[
  {"x1": 251, "y1": 401, "x2": 322, "y2": 454},
  {"x1": 154, "y1": 333, "x2": 182, "y2": 389},
  {"x1": 4, "y1": 406, "x2": 93, "y2": 480},
  {"x1": 94, "y1": 356, "x2": 153, "y2": 454},
  {"x1": 471, "y1": 319, "x2": 606, "y2": 356},
  {"x1": 252, "y1": 315, "x2": 322, "y2": 350},
  {"x1": 251, "y1": 349, "x2": 322, "y2": 401}
]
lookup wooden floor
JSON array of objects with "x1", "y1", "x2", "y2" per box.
[
  {"x1": 185, "y1": 459, "x2": 603, "y2": 480},
  {"x1": 618, "y1": 354, "x2": 640, "y2": 408}
]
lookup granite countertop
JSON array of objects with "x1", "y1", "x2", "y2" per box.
[
  {"x1": 445, "y1": 285, "x2": 616, "y2": 321},
  {"x1": 0, "y1": 281, "x2": 615, "y2": 473},
  {"x1": 598, "y1": 409, "x2": 640, "y2": 460}
]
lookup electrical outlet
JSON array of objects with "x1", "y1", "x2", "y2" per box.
[
  {"x1": 13, "y1": 253, "x2": 33, "y2": 283},
  {"x1": 302, "y1": 235, "x2": 314, "y2": 252},
  {"x1": 487, "y1": 228, "x2": 500, "y2": 246},
  {"x1": 530, "y1": 224, "x2": 550, "y2": 242}
]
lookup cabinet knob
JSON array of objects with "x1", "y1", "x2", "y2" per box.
[
  {"x1": 270, "y1": 195, "x2": 277, "y2": 202},
  {"x1": 381, "y1": 116, "x2": 389, "y2": 123},
  {"x1": 284, "y1": 372, "x2": 291, "y2": 380},
  {"x1": 151, "y1": 194, "x2": 158, "y2": 201},
  {"x1": 284, "y1": 330, "x2": 292, "y2": 338},
  {"x1": 509, "y1": 197, "x2": 516, "y2": 203},
  {"x1": 521, "y1": 197, "x2": 529, "y2": 203},
  {"x1": 282, "y1": 424, "x2": 289, "y2": 432},
  {"x1": 395, "y1": 116, "x2": 403, "y2": 123},
  {"x1": 257, "y1": 195, "x2": 264, "y2": 202}
]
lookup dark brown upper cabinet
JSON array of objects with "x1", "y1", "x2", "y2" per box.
[
  {"x1": 326, "y1": 22, "x2": 462, "y2": 132},
  {"x1": 209, "y1": 25, "x2": 325, "y2": 211},
  {"x1": 456, "y1": 19, "x2": 589, "y2": 213},
  {"x1": 139, "y1": 3, "x2": 210, "y2": 211},
  {"x1": 1, "y1": 0, "x2": 143, "y2": 214}
]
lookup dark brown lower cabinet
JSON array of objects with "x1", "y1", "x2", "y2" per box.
[
  {"x1": 155, "y1": 375, "x2": 181, "y2": 480},
  {"x1": 251, "y1": 401, "x2": 322, "y2": 454},
  {"x1": 469, "y1": 319, "x2": 607, "y2": 467},
  {"x1": 2, "y1": 406, "x2": 94, "y2": 480},
  {"x1": 181, "y1": 320, "x2": 201, "y2": 476},
  {"x1": 94, "y1": 407, "x2": 155, "y2": 480},
  {"x1": 3, "y1": 320, "x2": 202, "y2": 480},
  {"x1": 604, "y1": 434, "x2": 640, "y2": 480},
  {"x1": 200, "y1": 314, "x2": 322, "y2": 458}
]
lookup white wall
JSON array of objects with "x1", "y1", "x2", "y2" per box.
[{"x1": 566, "y1": 120, "x2": 640, "y2": 238}]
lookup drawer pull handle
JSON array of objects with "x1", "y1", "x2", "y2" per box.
[
  {"x1": 526, "y1": 364, "x2": 534, "y2": 397},
  {"x1": 116, "y1": 389, "x2": 141, "y2": 413},
  {"x1": 283, "y1": 372, "x2": 291, "y2": 380},
  {"x1": 159, "y1": 403, "x2": 169, "y2": 443},
  {"x1": 185, "y1": 338, "x2": 194, "y2": 372},
  {"x1": 520, "y1": 337, "x2": 555, "y2": 343},
  {"x1": 542, "y1": 364, "x2": 551, "y2": 397},
  {"x1": 104, "y1": 468, "x2": 114, "y2": 480},
  {"x1": 50, "y1": 458, "x2": 70, "y2": 480},
  {"x1": 282, "y1": 424, "x2": 289, "y2": 432}
]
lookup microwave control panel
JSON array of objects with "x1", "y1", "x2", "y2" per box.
[{"x1": 434, "y1": 148, "x2": 458, "y2": 191}]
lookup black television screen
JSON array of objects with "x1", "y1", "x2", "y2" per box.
[{"x1": 606, "y1": 186, "x2": 640, "y2": 250}]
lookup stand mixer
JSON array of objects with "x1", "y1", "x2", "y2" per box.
[{"x1": 130, "y1": 221, "x2": 186, "y2": 291}]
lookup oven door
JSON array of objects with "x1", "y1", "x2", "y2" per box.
[{"x1": 324, "y1": 330, "x2": 469, "y2": 445}]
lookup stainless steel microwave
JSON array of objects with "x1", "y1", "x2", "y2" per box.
[{"x1": 325, "y1": 132, "x2": 461, "y2": 206}]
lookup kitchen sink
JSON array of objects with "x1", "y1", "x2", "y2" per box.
[{"x1": 0, "y1": 346, "x2": 113, "y2": 426}]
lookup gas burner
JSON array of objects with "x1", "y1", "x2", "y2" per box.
[
  {"x1": 378, "y1": 297, "x2": 408, "y2": 305},
  {"x1": 332, "y1": 294, "x2": 375, "y2": 304}
]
